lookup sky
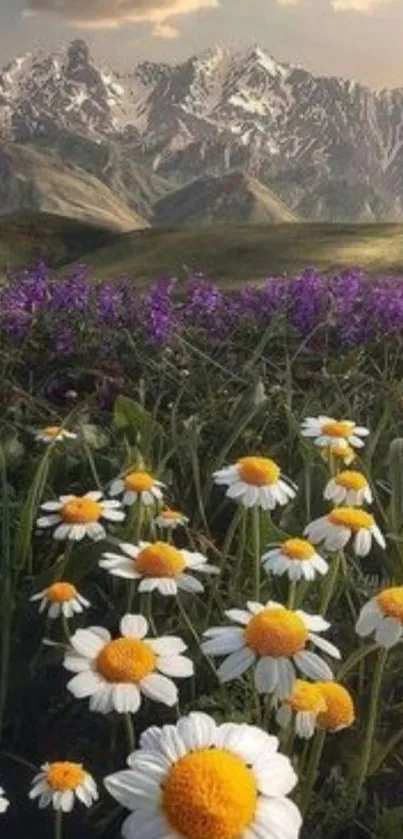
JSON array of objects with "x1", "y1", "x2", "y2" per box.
[{"x1": 1, "y1": 0, "x2": 403, "y2": 90}]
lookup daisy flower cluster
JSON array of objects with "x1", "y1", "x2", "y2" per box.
[{"x1": 10, "y1": 411, "x2": 393, "y2": 838}]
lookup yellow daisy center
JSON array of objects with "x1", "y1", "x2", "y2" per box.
[
  {"x1": 44, "y1": 426, "x2": 62, "y2": 437},
  {"x1": 237, "y1": 457, "x2": 280, "y2": 487},
  {"x1": 134, "y1": 542, "x2": 186, "y2": 578},
  {"x1": 376, "y1": 587, "x2": 403, "y2": 621},
  {"x1": 97, "y1": 638, "x2": 156, "y2": 682},
  {"x1": 124, "y1": 471, "x2": 155, "y2": 492},
  {"x1": 321, "y1": 421, "x2": 354, "y2": 438},
  {"x1": 286, "y1": 680, "x2": 327, "y2": 714},
  {"x1": 46, "y1": 762, "x2": 85, "y2": 791},
  {"x1": 281, "y1": 539, "x2": 315, "y2": 561},
  {"x1": 321, "y1": 442, "x2": 355, "y2": 463},
  {"x1": 62, "y1": 497, "x2": 102, "y2": 524},
  {"x1": 160, "y1": 509, "x2": 183, "y2": 521},
  {"x1": 162, "y1": 748, "x2": 258, "y2": 839},
  {"x1": 316, "y1": 683, "x2": 355, "y2": 731},
  {"x1": 46, "y1": 582, "x2": 77, "y2": 603},
  {"x1": 328, "y1": 508, "x2": 374, "y2": 531},
  {"x1": 334, "y1": 471, "x2": 368, "y2": 491},
  {"x1": 244, "y1": 608, "x2": 308, "y2": 658}
]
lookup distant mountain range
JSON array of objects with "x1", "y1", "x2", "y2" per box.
[{"x1": 2, "y1": 39, "x2": 403, "y2": 226}]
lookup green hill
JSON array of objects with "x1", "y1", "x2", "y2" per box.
[
  {"x1": 0, "y1": 212, "x2": 119, "y2": 271},
  {"x1": 73, "y1": 223, "x2": 403, "y2": 285}
]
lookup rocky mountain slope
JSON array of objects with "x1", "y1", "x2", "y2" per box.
[
  {"x1": 153, "y1": 172, "x2": 299, "y2": 225},
  {"x1": 0, "y1": 144, "x2": 147, "y2": 231},
  {"x1": 2, "y1": 39, "x2": 403, "y2": 221}
]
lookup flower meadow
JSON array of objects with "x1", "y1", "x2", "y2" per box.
[{"x1": 3, "y1": 266, "x2": 403, "y2": 838}]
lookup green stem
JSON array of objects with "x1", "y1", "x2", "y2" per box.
[
  {"x1": 350, "y1": 648, "x2": 388, "y2": 814},
  {"x1": 54, "y1": 542, "x2": 73, "y2": 582},
  {"x1": 300, "y1": 729, "x2": 326, "y2": 817},
  {"x1": 54, "y1": 810, "x2": 63, "y2": 839},
  {"x1": 252, "y1": 506, "x2": 261, "y2": 601},
  {"x1": 319, "y1": 551, "x2": 342, "y2": 615},
  {"x1": 288, "y1": 580, "x2": 298, "y2": 609},
  {"x1": 61, "y1": 614, "x2": 71, "y2": 644},
  {"x1": 124, "y1": 713, "x2": 136, "y2": 753},
  {"x1": 177, "y1": 596, "x2": 219, "y2": 682}
]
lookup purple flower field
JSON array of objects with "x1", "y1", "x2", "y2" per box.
[{"x1": 2, "y1": 263, "x2": 403, "y2": 354}]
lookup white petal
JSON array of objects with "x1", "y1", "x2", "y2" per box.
[
  {"x1": 86, "y1": 522, "x2": 106, "y2": 541},
  {"x1": 295, "y1": 711, "x2": 316, "y2": 740},
  {"x1": 68, "y1": 524, "x2": 87, "y2": 541},
  {"x1": 215, "y1": 722, "x2": 278, "y2": 762},
  {"x1": 276, "y1": 658, "x2": 296, "y2": 699},
  {"x1": 372, "y1": 525, "x2": 386, "y2": 549},
  {"x1": 149, "y1": 637, "x2": 186, "y2": 655},
  {"x1": 36, "y1": 515, "x2": 61, "y2": 528},
  {"x1": 121, "y1": 810, "x2": 173, "y2": 839},
  {"x1": 224, "y1": 609, "x2": 252, "y2": 625},
  {"x1": 201, "y1": 629, "x2": 245, "y2": 656},
  {"x1": 67, "y1": 671, "x2": 106, "y2": 698},
  {"x1": 375, "y1": 617, "x2": 403, "y2": 649},
  {"x1": 176, "y1": 712, "x2": 217, "y2": 751},
  {"x1": 217, "y1": 647, "x2": 255, "y2": 683},
  {"x1": 60, "y1": 790, "x2": 74, "y2": 812},
  {"x1": 255, "y1": 796, "x2": 302, "y2": 839},
  {"x1": 275, "y1": 704, "x2": 292, "y2": 730},
  {"x1": 140, "y1": 674, "x2": 178, "y2": 706},
  {"x1": 254, "y1": 752, "x2": 298, "y2": 797},
  {"x1": 64, "y1": 655, "x2": 93, "y2": 673},
  {"x1": 294, "y1": 650, "x2": 334, "y2": 681},
  {"x1": 354, "y1": 528, "x2": 372, "y2": 557},
  {"x1": 41, "y1": 502, "x2": 63, "y2": 512},
  {"x1": 296, "y1": 612, "x2": 330, "y2": 632},
  {"x1": 177, "y1": 574, "x2": 204, "y2": 594},
  {"x1": 103, "y1": 509, "x2": 125, "y2": 522},
  {"x1": 112, "y1": 684, "x2": 141, "y2": 714},
  {"x1": 309, "y1": 633, "x2": 341, "y2": 659},
  {"x1": 254, "y1": 657, "x2": 278, "y2": 694},
  {"x1": 104, "y1": 770, "x2": 161, "y2": 811},
  {"x1": 70, "y1": 628, "x2": 108, "y2": 658},
  {"x1": 89, "y1": 685, "x2": 114, "y2": 714},
  {"x1": 157, "y1": 655, "x2": 194, "y2": 678},
  {"x1": 120, "y1": 614, "x2": 149, "y2": 639},
  {"x1": 356, "y1": 599, "x2": 382, "y2": 637}
]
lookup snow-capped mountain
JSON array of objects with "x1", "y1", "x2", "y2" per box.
[{"x1": 2, "y1": 39, "x2": 403, "y2": 221}]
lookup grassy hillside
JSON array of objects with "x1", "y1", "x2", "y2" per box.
[
  {"x1": 153, "y1": 173, "x2": 299, "y2": 226},
  {"x1": 74, "y1": 223, "x2": 403, "y2": 284},
  {"x1": 0, "y1": 212, "x2": 120, "y2": 271}
]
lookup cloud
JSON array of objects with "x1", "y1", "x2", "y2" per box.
[
  {"x1": 23, "y1": 0, "x2": 219, "y2": 36},
  {"x1": 275, "y1": 0, "x2": 395, "y2": 9}
]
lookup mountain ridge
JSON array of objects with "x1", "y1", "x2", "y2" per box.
[{"x1": 2, "y1": 40, "x2": 403, "y2": 221}]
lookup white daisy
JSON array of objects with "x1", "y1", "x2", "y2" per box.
[
  {"x1": 262, "y1": 538, "x2": 328, "y2": 582},
  {"x1": 154, "y1": 509, "x2": 189, "y2": 530},
  {"x1": 301, "y1": 416, "x2": 369, "y2": 449},
  {"x1": 64, "y1": 614, "x2": 193, "y2": 714},
  {"x1": 213, "y1": 456, "x2": 296, "y2": 510},
  {"x1": 36, "y1": 491, "x2": 125, "y2": 542},
  {"x1": 109, "y1": 471, "x2": 164, "y2": 508},
  {"x1": 356, "y1": 587, "x2": 403, "y2": 649},
  {"x1": 35, "y1": 426, "x2": 77, "y2": 444},
  {"x1": 0, "y1": 787, "x2": 9, "y2": 814},
  {"x1": 100, "y1": 541, "x2": 219, "y2": 596},
  {"x1": 201, "y1": 601, "x2": 340, "y2": 699},
  {"x1": 304, "y1": 507, "x2": 385, "y2": 557},
  {"x1": 319, "y1": 441, "x2": 356, "y2": 467},
  {"x1": 29, "y1": 762, "x2": 98, "y2": 812},
  {"x1": 104, "y1": 711, "x2": 302, "y2": 839},
  {"x1": 324, "y1": 471, "x2": 372, "y2": 507},
  {"x1": 30, "y1": 582, "x2": 90, "y2": 619},
  {"x1": 276, "y1": 680, "x2": 327, "y2": 740},
  {"x1": 276, "y1": 680, "x2": 355, "y2": 739}
]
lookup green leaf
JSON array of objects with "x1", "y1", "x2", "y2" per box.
[
  {"x1": 14, "y1": 447, "x2": 52, "y2": 572},
  {"x1": 389, "y1": 438, "x2": 403, "y2": 535},
  {"x1": 113, "y1": 395, "x2": 164, "y2": 455}
]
